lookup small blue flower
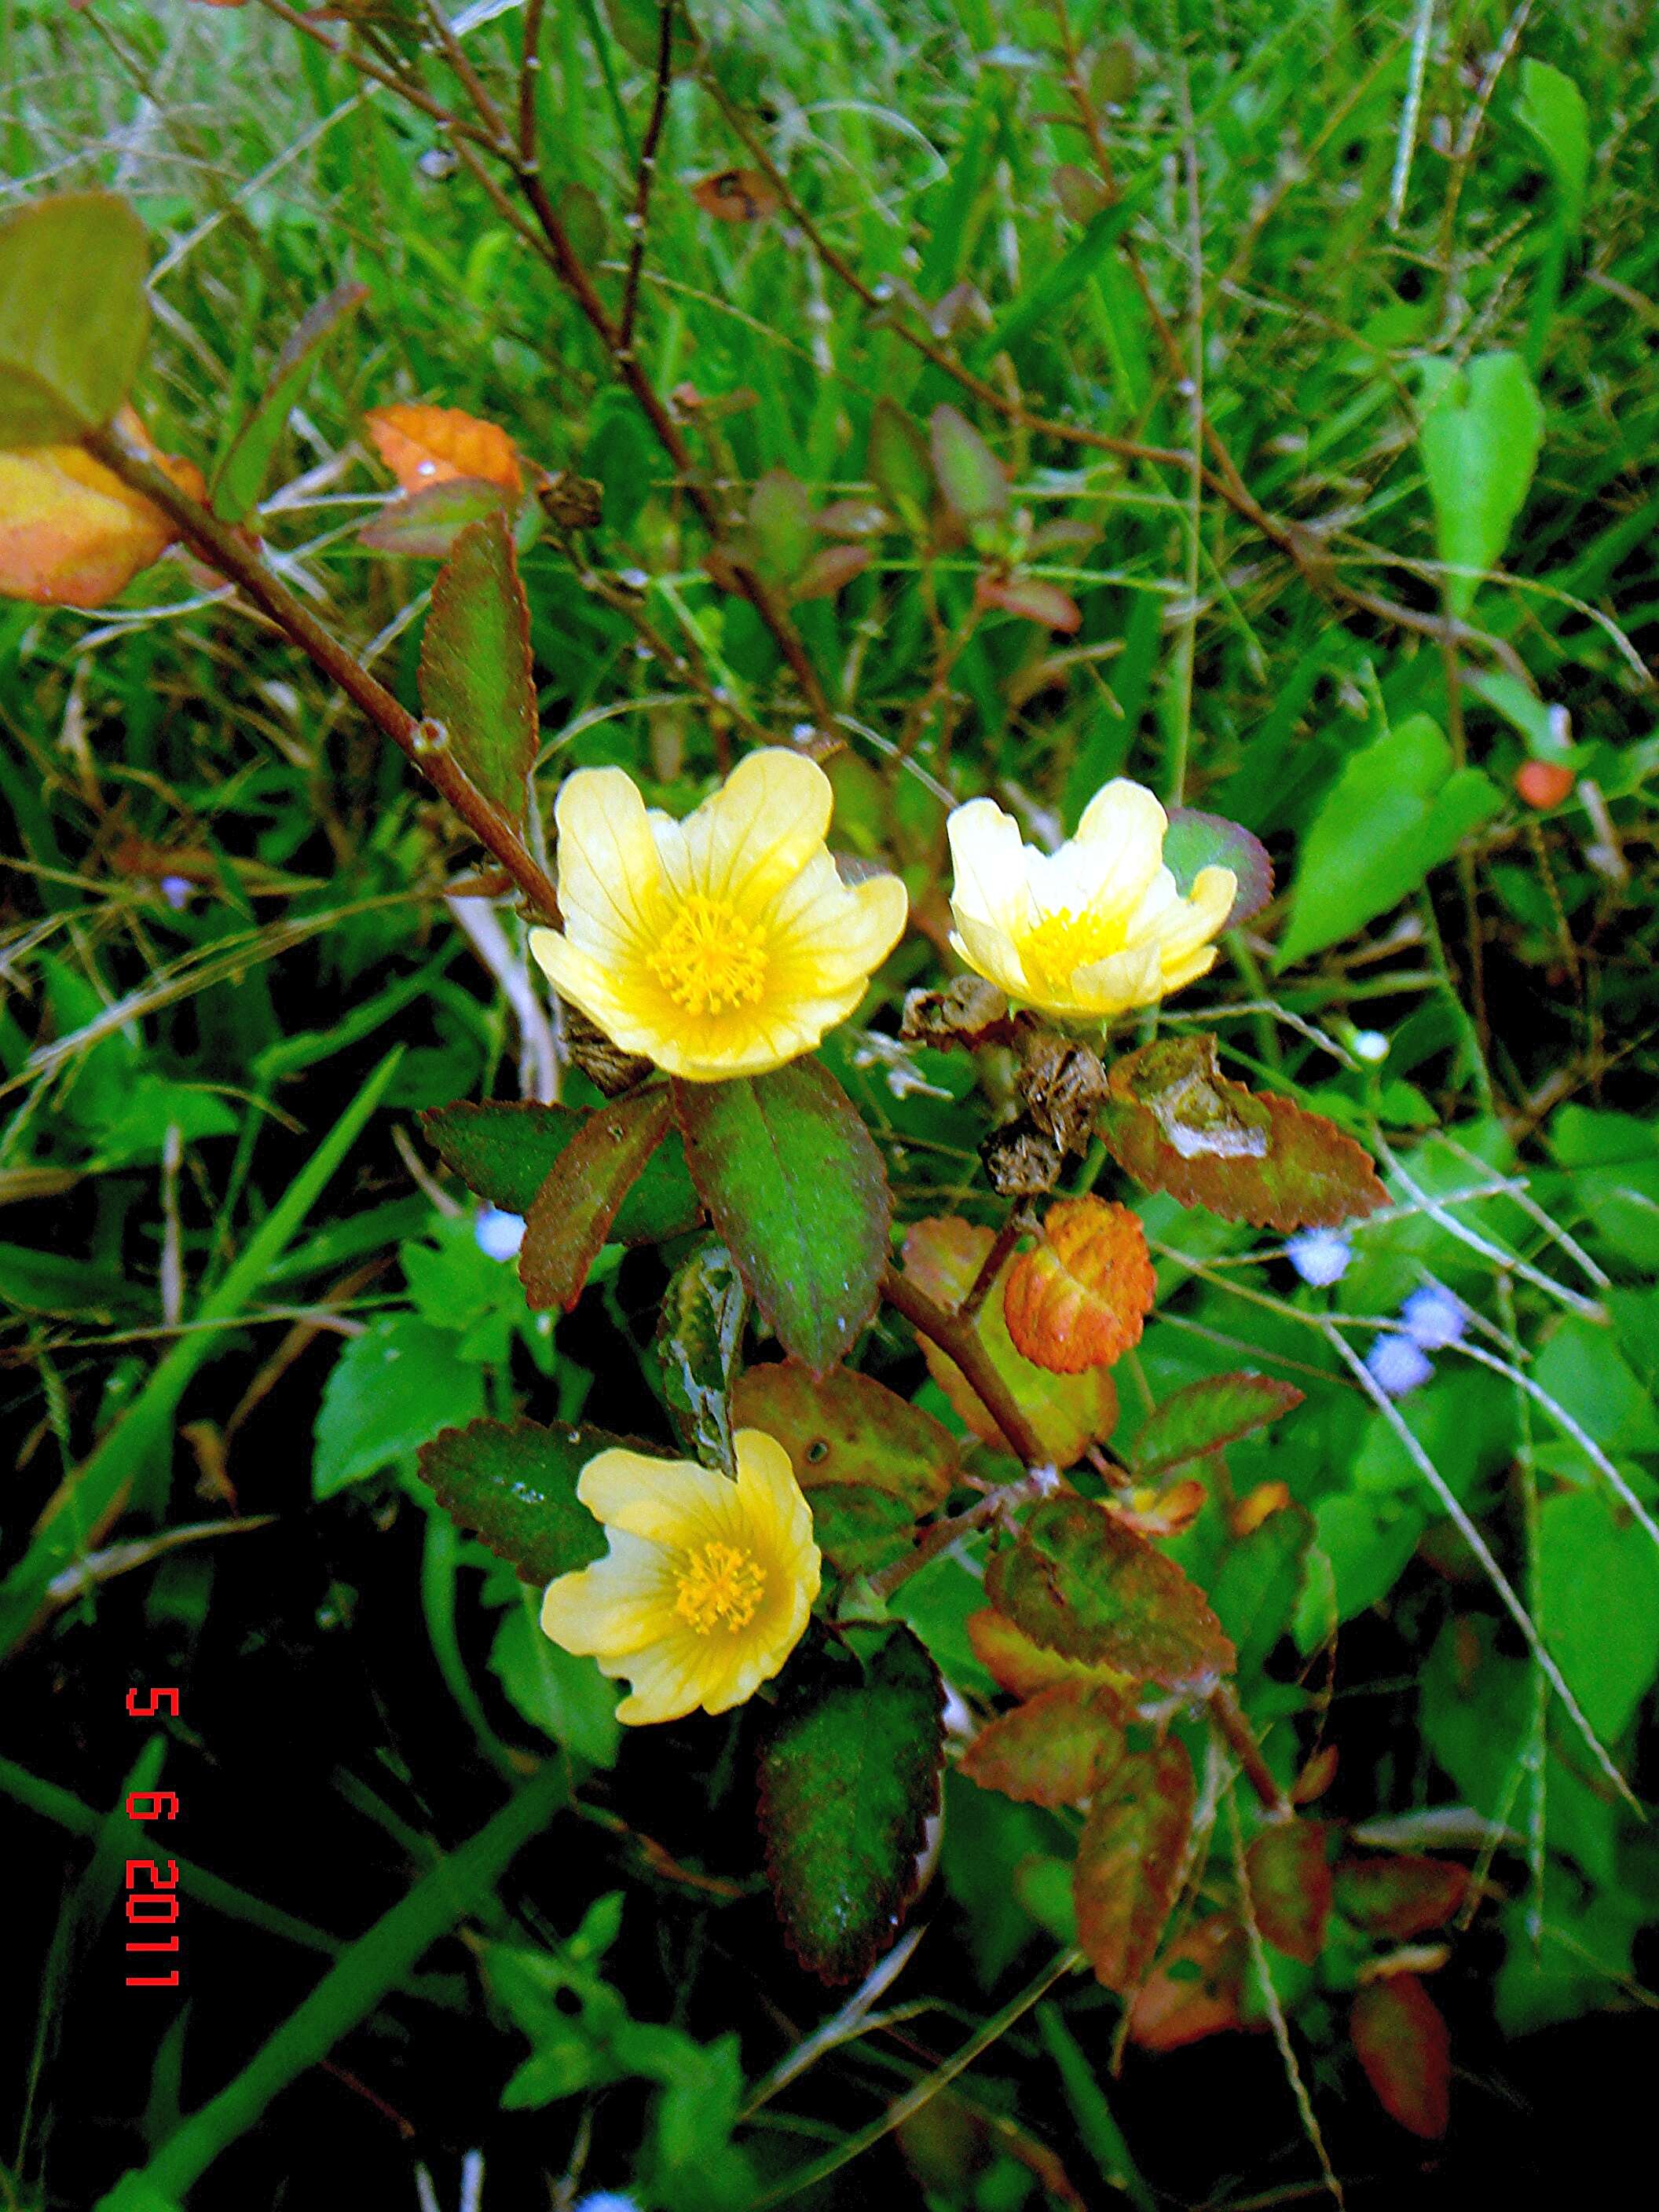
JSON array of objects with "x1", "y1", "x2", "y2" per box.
[
  {"x1": 1365, "y1": 1333, "x2": 1434, "y2": 1399},
  {"x1": 1351, "y1": 1029, "x2": 1390, "y2": 1064},
  {"x1": 160, "y1": 873, "x2": 192, "y2": 911},
  {"x1": 474, "y1": 1206, "x2": 526, "y2": 1262},
  {"x1": 1285, "y1": 1226, "x2": 1351, "y2": 1287},
  {"x1": 1400, "y1": 1284, "x2": 1466, "y2": 1350},
  {"x1": 574, "y1": 2196, "x2": 641, "y2": 2212}
]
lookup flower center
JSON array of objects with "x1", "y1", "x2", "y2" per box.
[
  {"x1": 648, "y1": 894, "x2": 768, "y2": 1016},
  {"x1": 1022, "y1": 905, "x2": 1126, "y2": 979},
  {"x1": 673, "y1": 1539, "x2": 767, "y2": 1635}
]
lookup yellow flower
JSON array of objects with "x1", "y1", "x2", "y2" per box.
[
  {"x1": 946, "y1": 778, "x2": 1236, "y2": 1019},
  {"x1": 528, "y1": 748, "x2": 907, "y2": 1082},
  {"x1": 540, "y1": 1429, "x2": 822, "y2": 1725}
]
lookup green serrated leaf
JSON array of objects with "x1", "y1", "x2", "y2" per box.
[
  {"x1": 0, "y1": 193, "x2": 150, "y2": 446},
  {"x1": 757, "y1": 1622, "x2": 944, "y2": 1983},
  {"x1": 419, "y1": 1415, "x2": 621, "y2": 1582},
  {"x1": 418, "y1": 508, "x2": 537, "y2": 828},
  {"x1": 422, "y1": 1098, "x2": 702, "y2": 1242},
  {"x1": 1280, "y1": 714, "x2": 1505, "y2": 961},
  {"x1": 1073, "y1": 1738, "x2": 1193, "y2": 1992},
  {"x1": 1098, "y1": 1036, "x2": 1389, "y2": 1229},
  {"x1": 520, "y1": 1087, "x2": 675, "y2": 1312},
  {"x1": 672, "y1": 1059, "x2": 891, "y2": 1376},
  {"x1": 730, "y1": 1360, "x2": 956, "y2": 1574},
  {"x1": 313, "y1": 1313, "x2": 485, "y2": 1498},
  {"x1": 1415, "y1": 354, "x2": 1544, "y2": 621},
  {"x1": 987, "y1": 1498, "x2": 1235, "y2": 1691},
  {"x1": 1133, "y1": 1373, "x2": 1306, "y2": 1480},
  {"x1": 657, "y1": 1243, "x2": 748, "y2": 1470},
  {"x1": 213, "y1": 280, "x2": 367, "y2": 523}
]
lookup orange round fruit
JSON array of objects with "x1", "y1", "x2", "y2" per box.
[{"x1": 1514, "y1": 760, "x2": 1575, "y2": 809}]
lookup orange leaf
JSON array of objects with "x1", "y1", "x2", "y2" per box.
[
  {"x1": 691, "y1": 168, "x2": 782, "y2": 222},
  {"x1": 1130, "y1": 1916, "x2": 1248, "y2": 2051},
  {"x1": 1003, "y1": 1198, "x2": 1155, "y2": 1374},
  {"x1": 1232, "y1": 1479, "x2": 1292, "y2": 1536},
  {"x1": 0, "y1": 408, "x2": 203, "y2": 608},
  {"x1": 364, "y1": 402, "x2": 522, "y2": 495},
  {"x1": 900, "y1": 1216, "x2": 1117, "y2": 1467}
]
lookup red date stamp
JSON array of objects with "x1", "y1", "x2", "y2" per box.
[{"x1": 124, "y1": 1685, "x2": 181, "y2": 1990}]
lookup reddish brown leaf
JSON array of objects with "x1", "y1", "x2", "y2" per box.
[
  {"x1": 0, "y1": 407, "x2": 204, "y2": 607},
  {"x1": 961, "y1": 1680, "x2": 1129, "y2": 1807},
  {"x1": 965, "y1": 1608, "x2": 1127, "y2": 1700},
  {"x1": 793, "y1": 542, "x2": 870, "y2": 600},
  {"x1": 1245, "y1": 1819, "x2": 1334, "y2": 1965},
  {"x1": 691, "y1": 167, "x2": 782, "y2": 222},
  {"x1": 974, "y1": 573, "x2": 1082, "y2": 631},
  {"x1": 1351, "y1": 1973, "x2": 1451, "y2": 2139},
  {"x1": 900, "y1": 1217, "x2": 1117, "y2": 1467},
  {"x1": 1098, "y1": 1035, "x2": 1388, "y2": 1230},
  {"x1": 987, "y1": 1497, "x2": 1235, "y2": 1692},
  {"x1": 366, "y1": 401, "x2": 522, "y2": 494},
  {"x1": 1129, "y1": 1916, "x2": 1249, "y2": 2051},
  {"x1": 1002, "y1": 1197, "x2": 1155, "y2": 1374},
  {"x1": 1074, "y1": 1738, "x2": 1195, "y2": 1993},
  {"x1": 519, "y1": 1088, "x2": 675, "y2": 1312},
  {"x1": 1335, "y1": 1855, "x2": 1470, "y2": 1939},
  {"x1": 1291, "y1": 1745, "x2": 1339, "y2": 1805}
]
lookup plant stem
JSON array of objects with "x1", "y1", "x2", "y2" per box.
[
  {"x1": 1209, "y1": 1682, "x2": 1291, "y2": 1819},
  {"x1": 864, "y1": 1465, "x2": 1063, "y2": 1603},
  {"x1": 82, "y1": 421, "x2": 562, "y2": 922},
  {"x1": 881, "y1": 1265, "x2": 1050, "y2": 1467}
]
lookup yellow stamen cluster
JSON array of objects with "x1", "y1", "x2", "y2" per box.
[
  {"x1": 1020, "y1": 906, "x2": 1126, "y2": 977},
  {"x1": 674, "y1": 1539, "x2": 767, "y2": 1635},
  {"x1": 648, "y1": 894, "x2": 768, "y2": 1016}
]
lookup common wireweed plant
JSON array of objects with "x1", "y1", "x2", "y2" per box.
[{"x1": 2, "y1": 2, "x2": 1657, "y2": 2207}]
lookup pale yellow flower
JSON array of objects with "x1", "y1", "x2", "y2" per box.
[
  {"x1": 528, "y1": 748, "x2": 907, "y2": 1082},
  {"x1": 540, "y1": 1429, "x2": 822, "y2": 1726},
  {"x1": 946, "y1": 778, "x2": 1236, "y2": 1019}
]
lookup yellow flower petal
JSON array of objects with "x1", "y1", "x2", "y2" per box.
[
  {"x1": 946, "y1": 797, "x2": 1032, "y2": 936},
  {"x1": 553, "y1": 766, "x2": 668, "y2": 958},
  {"x1": 540, "y1": 1432, "x2": 822, "y2": 1725},
  {"x1": 679, "y1": 747, "x2": 834, "y2": 908},
  {"x1": 945, "y1": 776, "x2": 1233, "y2": 1022},
  {"x1": 533, "y1": 748, "x2": 907, "y2": 1081}
]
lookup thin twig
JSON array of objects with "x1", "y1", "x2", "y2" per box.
[
  {"x1": 82, "y1": 423, "x2": 562, "y2": 921},
  {"x1": 620, "y1": 0, "x2": 676, "y2": 350}
]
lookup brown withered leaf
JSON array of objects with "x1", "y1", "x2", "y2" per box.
[
  {"x1": 1335, "y1": 1855, "x2": 1470, "y2": 1939},
  {"x1": 1097, "y1": 1034, "x2": 1389, "y2": 1230},
  {"x1": 980, "y1": 1115, "x2": 1066, "y2": 1198},
  {"x1": 691, "y1": 167, "x2": 782, "y2": 222},
  {"x1": 1003, "y1": 1197, "x2": 1155, "y2": 1375},
  {"x1": 1018, "y1": 1032, "x2": 1110, "y2": 1154},
  {"x1": 961, "y1": 1679, "x2": 1130, "y2": 1807},
  {"x1": 901, "y1": 974, "x2": 1030, "y2": 1050},
  {"x1": 1074, "y1": 1738, "x2": 1195, "y2": 1993}
]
